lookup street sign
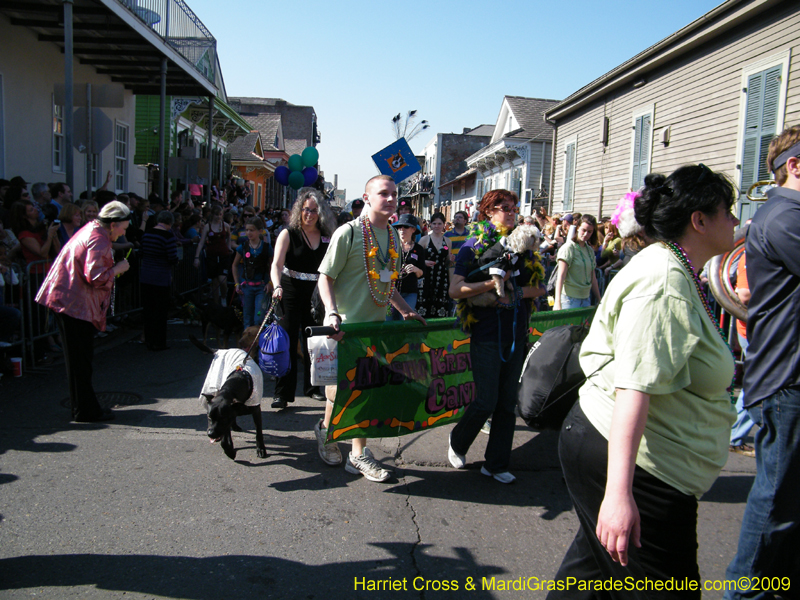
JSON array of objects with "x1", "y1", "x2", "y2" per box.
[{"x1": 72, "y1": 108, "x2": 113, "y2": 152}]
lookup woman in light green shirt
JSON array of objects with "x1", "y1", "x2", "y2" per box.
[
  {"x1": 548, "y1": 165, "x2": 738, "y2": 598},
  {"x1": 554, "y1": 214, "x2": 601, "y2": 310}
]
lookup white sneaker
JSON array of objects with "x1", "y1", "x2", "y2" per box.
[
  {"x1": 313, "y1": 419, "x2": 342, "y2": 466},
  {"x1": 345, "y1": 447, "x2": 391, "y2": 482},
  {"x1": 448, "y1": 433, "x2": 466, "y2": 469},
  {"x1": 481, "y1": 465, "x2": 516, "y2": 484}
]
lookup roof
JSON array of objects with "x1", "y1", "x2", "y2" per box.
[
  {"x1": 285, "y1": 139, "x2": 307, "y2": 156},
  {"x1": 246, "y1": 114, "x2": 282, "y2": 151},
  {"x1": 544, "y1": 0, "x2": 770, "y2": 120},
  {"x1": 466, "y1": 124, "x2": 494, "y2": 136},
  {"x1": 504, "y1": 96, "x2": 560, "y2": 141},
  {"x1": 439, "y1": 168, "x2": 477, "y2": 189},
  {"x1": 231, "y1": 97, "x2": 295, "y2": 108},
  {"x1": 226, "y1": 132, "x2": 262, "y2": 161}
]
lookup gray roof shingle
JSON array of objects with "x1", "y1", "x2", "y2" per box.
[
  {"x1": 284, "y1": 139, "x2": 306, "y2": 157},
  {"x1": 226, "y1": 132, "x2": 262, "y2": 161},
  {"x1": 246, "y1": 114, "x2": 282, "y2": 151},
  {"x1": 504, "y1": 96, "x2": 560, "y2": 141}
]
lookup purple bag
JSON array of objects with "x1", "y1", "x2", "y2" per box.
[{"x1": 258, "y1": 321, "x2": 291, "y2": 378}]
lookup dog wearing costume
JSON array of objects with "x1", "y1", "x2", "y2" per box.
[{"x1": 465, "y1": 224, "x2": 540, "y2": 307}]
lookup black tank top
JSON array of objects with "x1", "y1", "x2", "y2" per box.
[{"x1": 284, "y1": 228, "x2": 329, "y2": 274}]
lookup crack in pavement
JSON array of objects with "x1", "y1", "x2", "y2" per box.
[{"x1": 395, "y1": 438, "x2": 426, "y2": 600}]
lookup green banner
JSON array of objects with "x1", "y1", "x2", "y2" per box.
[{"x1": 327, "y1": 307, "x2": 596, "y2": 443}]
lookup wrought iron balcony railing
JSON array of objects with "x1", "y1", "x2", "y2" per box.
[{"x1": 118, "y1": 0, "x2": 217, "y2": 85}]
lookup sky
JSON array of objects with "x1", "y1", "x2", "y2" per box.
[{"x1": 189, "y1": 0, "x2": 723, "y2": 199}]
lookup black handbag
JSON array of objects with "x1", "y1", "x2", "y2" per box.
[{"x1": 517, "y1": 323, "x2": 608, "y2": 430}]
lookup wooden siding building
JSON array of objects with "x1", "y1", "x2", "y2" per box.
[{"x1": 545, "y1": 0, "x2": 800, "y2": 222}]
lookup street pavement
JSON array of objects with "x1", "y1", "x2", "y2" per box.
[{"x1": 0, "y1": 322, "x2": 756, "y2": 599}]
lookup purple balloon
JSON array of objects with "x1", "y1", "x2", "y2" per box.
[
  {"x1": 302, "y1": 167, "x2": 318, "y2": 187},
  {"x1": 275, "y1": 165, "x2": 290, "y2": 186}
]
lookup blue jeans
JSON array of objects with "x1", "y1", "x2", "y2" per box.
[
  {"x1": 731, "y1": 333, "x2": 755, "y2": 446},
  {"x1": 724, "y1": 387, "x2": 800, "y2": 599},
  {"x1": 241, "y1": 283, "x2": 266, "y2": 329},
  {"x1": 449, "y1": 338, "x2": 526, "y2": 473},
  {"x1": 561, "y1": 294, "x2": 591, "y2": 309},
  {"x1": 388, "y1": 292, "x2": 417, "y2": 321}
]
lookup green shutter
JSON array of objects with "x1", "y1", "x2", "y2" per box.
[
  {"x1": 631, "y1": 114, "x2": 651, "y2": 190},
  {"x1": 563, "y1": 142, "x2": 575, "y2": 211},
  {"x1": 739, "y1": 65, "x2": 782, "y2": 221}
]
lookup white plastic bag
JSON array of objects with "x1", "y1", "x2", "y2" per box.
[{"x1": 307, "y1": 336, "x2": 338, "y2": 386}]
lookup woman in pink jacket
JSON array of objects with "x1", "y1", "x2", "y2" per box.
[{"x1": 36, "y1": 201, "x2": 131, "y2": 422}]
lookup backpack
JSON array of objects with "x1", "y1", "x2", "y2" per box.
[
  {"x1": 517, "y1": 323, "x2": 596, "y2": 430},
  {"x1": 258, "y1": 321, "x2": 291, "y2": 378}
]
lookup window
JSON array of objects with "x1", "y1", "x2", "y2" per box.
[
  {"x1": 630, "y1": 106, "x2": 653, "y2": 190},
  {"x1": 90, "y1": 153, "x2": 100, "y2": 188},
  {"x1": 562, "y1": 137, "x2": 577, "y2": 211},
  {"x1": 511, "y1": 168, "x2": 522, "y2": 199},
  {"x1": 115, "y1": 122, "x2": 129, "y2": 191},
  {"x1": 477, "y1": 179, "x2": 484, "y2": 199},
  {"x1": 737, "y1": 54, "x2": 790, "y2": 222},
  {"x1": 53, "y1": 97, "x2": 65, "y2": 172}
]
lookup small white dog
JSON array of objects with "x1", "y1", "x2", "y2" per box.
[{"x1": 466, "y1": 224, "x2": 540, "y2": 307}]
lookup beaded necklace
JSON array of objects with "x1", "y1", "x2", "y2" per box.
[
  {"x1": 663, "y1": 241, "x2": 735, "y2": 403},
  {"x1": 361, "y1": 215, "x2": 399, "y2": 306}
]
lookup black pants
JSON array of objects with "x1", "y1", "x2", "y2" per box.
[
  {"x1": 548, "y1": 403, "x2": 701, "y2": 600},
  {"x1": 55, "y1": 312, "x2": 103, "y2": 421},
  {"x1": 141, "y1": 283, "x2": 170, "y2": 350},
  {"x1": 274, "y1": 277, "x2": 318, "y2": 401}
]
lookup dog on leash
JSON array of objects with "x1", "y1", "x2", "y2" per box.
[
  {"x1": 196, "y1": 297, "x2": 243, "y2": 348},
  {"x1": 466, "y1": 224, "x2": 540, "y2": 307},
  {"x1": 196, "y1": 327, "x2": 266, "y2": 460}
]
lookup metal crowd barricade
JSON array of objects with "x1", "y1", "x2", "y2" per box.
[
  {"x1": 172, "y1": 241, "x2": 203, "y2": 297},
  {"x1": 24, "y1": 260, "x2": 59, "y2": 366},
  {"x1": 1, "y1": 263, "x2": 24, "y2": 359}
]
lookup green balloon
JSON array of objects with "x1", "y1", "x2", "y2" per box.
[
  {"x1": 288, "y1": 154, "x2": 303, "y2": 172},
  {"x1": 288, "y1": 171, "x2": 304, "y2": 190},
  {"x1": 302, "y1": 146, "x2": 319, "y2": 167}
]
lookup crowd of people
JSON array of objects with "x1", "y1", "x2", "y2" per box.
[{"x1": 6, "y1": 124, "x2": 800, "y2": 595}]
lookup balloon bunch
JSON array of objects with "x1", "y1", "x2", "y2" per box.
[{"x1": 274, "y1": 147, "x2": 319, "y2": 190}]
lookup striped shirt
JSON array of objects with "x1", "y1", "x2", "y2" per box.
[{"x1": 140, "y1": 228, "x2": 179, "y2": 287}]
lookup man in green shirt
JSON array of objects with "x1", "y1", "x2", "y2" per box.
[{"x1": 315, "y1": 175, "x2": 425, "y2": 482}]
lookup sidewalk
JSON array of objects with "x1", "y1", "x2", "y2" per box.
[{"x1": 0, "y1": 322, "x2": 756, "y2": 599}]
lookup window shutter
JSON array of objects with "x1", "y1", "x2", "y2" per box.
[
  {"x1": 563, "y1": 143, "x2": 575, "y2": 211},
  {"x1": 631, "y1": 115, "x2": 651, "y2": 190},
  {"x1": 740, "y1": 66, "x2": 781, "y2": 194}
]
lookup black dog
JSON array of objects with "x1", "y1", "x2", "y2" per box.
[
  {"x1": 197, "y1": 298, "x2": 243, "y2": 348},
  {"x1": 202, "y1": 368, "x2": 267, "y2": 460}
]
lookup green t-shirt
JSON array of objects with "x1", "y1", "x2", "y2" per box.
[
  {"x1": 557, "y1": 240, "x2": 596, "y2": 299},
  {"x1": 318, "y1": 217, "x2": 402, "y2": 324},
  {"x1": 601, "y1": 237, "x2": 623, "y2": 261},
  {"x1": 579, "y1": 243, "x2": 735, "y2": 498}
]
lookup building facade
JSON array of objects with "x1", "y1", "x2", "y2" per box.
[{"x1": 546, "y1": 0, "x2": 800, "y2": 221}]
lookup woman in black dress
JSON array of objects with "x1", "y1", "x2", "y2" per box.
[
  {"x1": 269, "y1": 188, "x2": 337, "y2": 409},
  {"x1": 417, "y1": 211, "x2": 451, "y2": 318}
]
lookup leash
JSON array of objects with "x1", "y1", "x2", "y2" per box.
[
  {"x1": 497, "y1": 278, "x2": 519, "y2": 363},
  {"x1": 238, "y1": 295, "x2": 280, "y2": 370}
]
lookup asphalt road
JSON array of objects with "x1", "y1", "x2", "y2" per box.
[{"x1": 0, "y1": 323, "x2": 756, "y2": 599}]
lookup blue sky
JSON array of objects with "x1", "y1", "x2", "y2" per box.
[{"x1": 189, "y1": 0, "x2": 723, "y2": 198}]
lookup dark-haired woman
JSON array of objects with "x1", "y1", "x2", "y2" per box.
[
  {"x1": 270, "y1": 188, "x2": 336, "y2": 408},
  {"x1": 553, "y1": 214, "x2": 600, "y2": 310},
  {"x1": 232, "y1": 216, "x2": 272, "y2": 329},
  {"x1": 549, "y1": 165, "x2": 739, "y2": 598},
  {"x1": 417, "y1": 212, "x2": 451, "y2": 318},
  {"x1": 193, "y1": 205, "x2": 231, "y2": 305},
  {"x1": 447, "y1": 190, "x2": 544, "y2": 483},
  {"x1": 140, "y1": 210, "x2": 179, "y2": 351}
]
